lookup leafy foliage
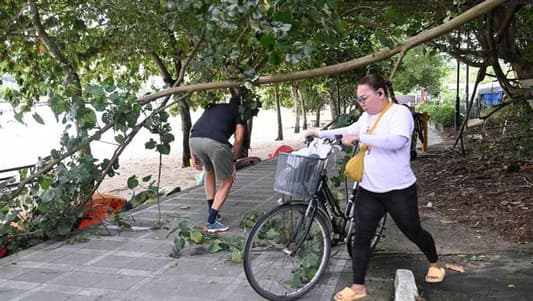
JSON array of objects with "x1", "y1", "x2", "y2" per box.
[
  {"x1": 168, "y1": 220, "x2": 244, "y2": 263},
  {"x1": 418, "y1": 104, "x2": 455, "y2": 128},
  {"x1": 394, "y1": 45, "x2": 448, "y2": 96}
]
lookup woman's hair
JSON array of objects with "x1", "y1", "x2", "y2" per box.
[{"x1": 358, "y1": 73, "x2": 398, "y2": 104}]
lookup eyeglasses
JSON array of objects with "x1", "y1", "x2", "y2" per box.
[{"x1": 356, "y1": 95, "x2": 369, "y2": 105}]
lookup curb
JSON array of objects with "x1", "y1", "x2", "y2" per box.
[{"x1": 394, "y1": 269, "x2": 419, "y2": 301}]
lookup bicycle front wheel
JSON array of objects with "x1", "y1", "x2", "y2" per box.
[{"x1": 243, "y1": 203, "x2": 331, "y2": 301}]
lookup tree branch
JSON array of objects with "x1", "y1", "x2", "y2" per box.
[
  {"x1": 390, "y1": 48, "x2": 408, "y2": 80},
  {"x1": 8, "y1": 2, "x2": 29, "y2": 25},
  {"x1": 150, "y1": 51, "x2": 174, "y2": 84},
  {"x1": 176, "y1": 26, "x2": 206, "y2": 87},
  {"x1": 29, "y1": 0, "x2": 80, "y2": 86}
]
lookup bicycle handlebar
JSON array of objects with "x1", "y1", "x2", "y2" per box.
[{"x1": 305, "y1": 134, "x2": 343, "y2": 145}]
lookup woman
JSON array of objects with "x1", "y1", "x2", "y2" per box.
[{"x1": 305, "y1": 74, "x2": 445, "y2": 301}]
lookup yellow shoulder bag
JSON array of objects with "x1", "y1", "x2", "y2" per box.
[{"x1": 344, "y1": 102, "x2": 393, "y2": 182}]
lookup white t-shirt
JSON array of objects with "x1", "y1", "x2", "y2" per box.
[{"x1": 320, "y1": 104, "x2": 416, "y2": 193}]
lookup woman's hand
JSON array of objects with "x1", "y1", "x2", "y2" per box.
[
  {"x1": 304, "y1": 128, "x2": 320, "y2": 139},
  {"x1": 341, "y1": 135, "x2": 359, "y2": 146}
]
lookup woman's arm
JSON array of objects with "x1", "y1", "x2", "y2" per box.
[
  {"x1": 317, "y1": 118, "x2": 364, "y2": 139},
  {"x1": 359, "y1": 134, "x2": 408, "y2": 150}
]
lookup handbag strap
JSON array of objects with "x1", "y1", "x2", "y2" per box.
[
  {"x1": 367, "y1": 101, "x2": 393, "y2": 135},
  {"x1": 357, "y1": 101, "x2": 393, "y2": 153}
]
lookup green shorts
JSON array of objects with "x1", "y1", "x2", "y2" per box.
[{"x1": 190, "y1": 137, "x2": 233, "y2": 181}]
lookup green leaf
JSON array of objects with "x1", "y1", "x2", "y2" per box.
[
  {"x1": 39, "y1": 176, "x2": 53, "y2": 190},
  {"x1": 189, "y1": 230, "x2": 204, "y2": 244},
  {"x1": 80, "y1": 109, "x2": 97, "y2": 128},
  {"x1": 14, "y1": 111, "x2": 23, "y2": 123},
  {"x1": 173, "y1": 237, "x2": 186, "y2": 255},
  {"x1": 142, "y1": 175, "x2": 152, "y2": 182},
  {"x1": 145, "y1": 139, "x2": 156, "y2": 149},
  {"x1": 285, "y1": 276, "x2": 302, "y2": 288},
  {"x1": 161, "y1": 133, "x2": 174, "y2": 143},
  {"x1": 50, "y1": 149, "x2": 61, "y2": 160},
  {"x1": 268, "y1": 51, "x2": 282, "y2": 65},
  {"x1": 114, "y1": 134, "x2": 125, "y2": 144},
  {"x1": 32, "y1": 112, "x2": 45, "y2": 125},
  {"x1": 207, "y1": 240, "x2": 224, "y2": 253},
  {"x1": 159, "y1": 111, "x2": 169, "y2": 122},
  {"x1": 37, "y1": 203, "x2": 50, "y2": 214},
  {"x1": 374, "y1": 30, "x2": 394, "y2": 49},
  {"x1": 40, "y1": 190, "x2": 56, "y2": 203},
  {"x1": 230, "y1": 249, "x2": 242, "y2": 263},
  {"x1": 56, "y1": 223, "x2": 71, "y2": 236},
  {"x1": 85, "y1": 85, "x2": 105, "y2": 96},
  {"x1": 259, "y1": 34, "x2": 276, "y2": 49},
  {"x1": 156, "y1": 144, "x2": 171, "y2": 155},
  {"x1": 127, "y1": 176, "x2": 139, "y2": 189}
]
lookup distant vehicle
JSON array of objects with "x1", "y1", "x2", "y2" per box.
[{"x1": 476, "y1": 82, "x2": 504, "y2": 107}]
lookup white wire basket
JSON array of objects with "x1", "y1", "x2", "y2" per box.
[{"x1": 274, "y1": 152, "x2": 325, "y2": 198}]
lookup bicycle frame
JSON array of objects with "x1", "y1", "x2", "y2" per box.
[
  {"x1": 313, "y1": 169, "x2": 361, "y2": 244},
  {"x1": 284, "y1": 157, "x2": 361, "y2": 252}
]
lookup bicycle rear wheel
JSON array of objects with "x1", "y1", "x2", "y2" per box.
[
  {"x1": 243, "y1": 203, "x2": 331, "y2": 301},
  {"x1": 347, "y1": 214, "x2": 387, "y2": 257}
]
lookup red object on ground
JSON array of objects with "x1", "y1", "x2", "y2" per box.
[
  {"x1": 77, "y1": 193, "x2": 126, "y2": 229},
  {"x1": 235, "y1": 156, "x2": 262, "y2": 170},
  {"x1": 268, "y1": 145, "x2": 294, "y2": 158},
  {"x1": 0, "y1": 247, "x2": 7, "y2": 258}
]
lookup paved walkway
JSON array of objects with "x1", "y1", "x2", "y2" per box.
[{"x1": 1, "y1": 127, "x2": 532, "y2": 300}]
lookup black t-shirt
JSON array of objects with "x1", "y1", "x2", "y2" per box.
[{"x1": 190, "y1": 103, "x2": 244, "y2": 145}]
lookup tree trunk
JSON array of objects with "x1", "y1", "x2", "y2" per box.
[
  {"x1": 274, "y1": 85, "x2": 284, "y2": 141},
  {"x1": 292, "y1": 86, "x2": 300, "y2": 133},
  {"x1": 240, "y1": 118, "x2": 252, "y2": 158},
  {"x1": 180, "y1": 100, "x2": 192, "y2": 167},
  {"x1": 327, "y1": 90, "x2": 338, "y2": 121},
  {"x1": 314, "y1": 104, "x2": 321, "y2": 127},
  {"x1": 300, "y1": 89, "x2": 308, "y2": 130}
]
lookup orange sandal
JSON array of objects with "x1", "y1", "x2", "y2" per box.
[
  {"x1": 334, "y1": 287, "x2": 367, "y2": 301},
  {"x1": 425, "y1": 266, "x2": 446, "y2": 283}
]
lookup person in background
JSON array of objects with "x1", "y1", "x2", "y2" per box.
[
  {"x1": 190, "y1": 96, "x2": 245, "y2": 233},
  {"x1": 305, "y1": 74, "x2": 445, "y2": 301}
]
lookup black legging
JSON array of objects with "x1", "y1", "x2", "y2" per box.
[{"x1": 351, "y1": 183, "x2": 438, "y2": 284}]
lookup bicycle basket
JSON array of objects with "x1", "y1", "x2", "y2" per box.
[{"x1": 274, "y1": 152, "x2": 325, "y2": 198}]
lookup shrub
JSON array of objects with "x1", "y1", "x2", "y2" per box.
[{"x1": 417, "y1": 104, "x2": 454, "y2": 127}]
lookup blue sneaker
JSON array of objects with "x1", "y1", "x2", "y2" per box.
[{"x1": 204, "y1": 221, "x2": 229, "y2": 233}]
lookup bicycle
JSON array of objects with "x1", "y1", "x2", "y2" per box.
[{"x1": 243, "y1": 136, "x2": 387, "y2": 301}]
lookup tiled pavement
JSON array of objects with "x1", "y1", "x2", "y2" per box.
[{"x1": 2, "y1": 127, "x2": 532, "y2": 300}]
